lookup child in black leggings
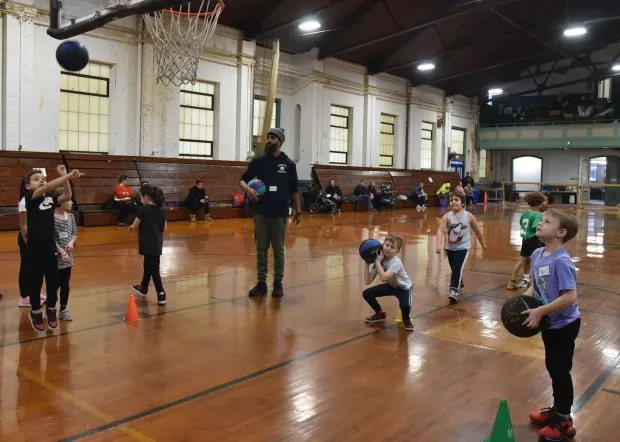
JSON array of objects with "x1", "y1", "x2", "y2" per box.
[
  {"x1": 24, "y1": 166, "x2": 82, "y2": 332},
  {"x1": 130, "y1": 185, "x2": 168, "y2": 306},
  {"x1": 17, "y1": 175, "x2": 46, "y2": 308},
  {"x1": 53, "y1": 190, "x2": 77, "y2": 321}
]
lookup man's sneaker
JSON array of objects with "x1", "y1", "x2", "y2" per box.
[
  {"x1": 402, "y1": 317, "x2": 414, "y2": 331},
  {"x1": 249, "y1": 282, "x2": 268, "y2": 297},
  {"x1": 365, "y1": 311, "x2": 387, "y2": 323},
  {"x1": 272, "y1": 281, "x2": 284, "y2": 298},
  {"x1": 59, "y1": 309, "x2": 73, "y2": 321},
  {"x1": 448, "y1": 290, "x2": 459, "y2": 304},
  {"x1": 46, "y1": 308, "x2": 59, "y2": 330},
  {"x1": 131, "y1": 284, "x2": 148, "y2": 297},
  {"x1": 538, "y1": 417, "x2": 577, "y2": 441},
  {"x1": 530, "y1": 407, "x2": 557, "y2": 426},
  {"x1": 157, "y1": 292, "x2": 167, "y2": 305},
  {"x1": 29, "y1": 311, "x2": 45, "y2": 332}
]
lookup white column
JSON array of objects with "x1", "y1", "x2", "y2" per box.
[
  {"x1": 362, "y1": 74, "x2": 377, "y2": 167},
  {"x1": 406, "y1": 102, "x2": 416, "y2": 169},
  {"x1": 439, "y1": 98, "x2": 452, "y2": 171},
  {"x1": 3, "y1": 7, "x2": 36, "y2": 150},
  {"x1": 235, "y1": 40, "x2": 255, "y2": 161}
]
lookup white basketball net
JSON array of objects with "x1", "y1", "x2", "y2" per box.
[{"x1": 143, "y1": 0, "x2": 224, "y2": 87}]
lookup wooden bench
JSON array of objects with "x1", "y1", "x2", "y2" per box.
[
  {"x1": 390, "y1": 170, "x2": 461, "y2": 207},
  {"x1": 136, "y1": 158, "x2": 250, "y2": 221},
  {"x1": 64, "y1": 153, "x2": 141, "y2": 226},
  {"x1": 0, "y1": 151, "x2": 66, "y2": 230},
  {"x1": 312, "y1": 165, "x2": 396, "y2": 211}
]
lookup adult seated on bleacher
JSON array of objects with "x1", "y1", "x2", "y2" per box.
[
  {"x1": 410, "y1": 182, "x2": 428, "y2": 210},
  {"x1": 380, "y1": 183, "x2": 397, "y2": 209},
  {"x1": 353, "y1": 180, "x2": 377, "y2": 212},
  {"x1": 185, "y1": 179, "x2": 214, "y2": 222},
  {"x1": 113, "y1": 175, "x2": 136, "y2": 226},
  {"x1": 324, "y1": 179, "x2": 343, "y2": 213}
]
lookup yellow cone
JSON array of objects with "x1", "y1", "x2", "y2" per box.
[{"x1": 395, "y1": 310, "x2": 402, "y2": 323}]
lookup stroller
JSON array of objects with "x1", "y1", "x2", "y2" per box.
[{"x1": 308, "y1": 184, "x2": 337, "y2": 214}]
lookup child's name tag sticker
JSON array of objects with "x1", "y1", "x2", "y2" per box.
[
  {"x1": 269, "y1": 186, "x2": 277, "y2": 192},
  {"x1": 538, "y1": 265, "x2": 550, "y2": 277},
  {"x1": 59, "y1": 232, "x2": 69, "y2": 239}
]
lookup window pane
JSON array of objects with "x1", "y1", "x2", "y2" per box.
[{"x1": 59, "y1": 62, "x2": 110, "y2": 152}]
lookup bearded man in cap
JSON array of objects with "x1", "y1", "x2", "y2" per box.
[{"x1": 240, "y1": 128, "x2": 301, "y2": 298}]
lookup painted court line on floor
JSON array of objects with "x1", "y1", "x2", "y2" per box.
[
  {"x1": 57, "y1": 285, "x2": 506, "y2": 442},
  {"x1": 0, "y1": 356, "x2": 155, "y2": 442}
]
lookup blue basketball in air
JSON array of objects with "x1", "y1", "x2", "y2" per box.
[
  {"x1": 56, "y1": 40, "x2": 89, "y2": 72},
  {"x1": 359, "y1": 239, "x2": 383, "y2": 263},
  {"x1": 248, "y1": 179, "x2": 266, "y2": 196}
]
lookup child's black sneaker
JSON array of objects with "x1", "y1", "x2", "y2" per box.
[
  {"x1": 157, "y1": 292, "x2": 167, "y2": 305},
  {"x1": 249, "y1": 282, "x2": 268, "y2": 297},
  {"x1": 365, "y1": 311, "x2": 387, "y2": 323},
  {"x1": 29, "y1": 311, "x2": 45, "y2": 333},
  {"x1": 272, "y1": 281, "x2": 284, "y2": 298},
  {"x1": 131, "y1": 284, "x2": 148, "y2": 297}
]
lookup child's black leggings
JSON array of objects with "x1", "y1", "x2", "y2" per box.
[
  {"x1": 141, "y1": 255, "x2": 164, "y2": 293},
  {"x1": 446, "y1": 249, "x2": 469, "y2": 291},
  {"x1": 58, "y1": 267, "x2": 72, "y2": 308},
  {"x1": 18, "y1": 233, "x2": 28, "y2": 299},
  {"x1": 25, "y1": 239, "x2": 58, "y2": 310}
]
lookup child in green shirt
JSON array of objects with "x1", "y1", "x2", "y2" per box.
[{"x1": 507, "y1": 192, "x2": 545, "y2": 290}]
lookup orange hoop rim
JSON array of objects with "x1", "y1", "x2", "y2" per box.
[{"x1": 163, "y1": 0, "x2": 225, "y2": 17}]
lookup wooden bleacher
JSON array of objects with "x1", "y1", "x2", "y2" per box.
[
  {"x1": 0, "y1": 151, "x2": 65, "y2": 230},
  {"x1": 312, "y1": 164, "x2": 461, "y2": 210},
  {"x1": 64, "y1": 153, "x2": 141, "y2": 226},
  {"x1": 0, "y1": 150, "x2": 462, "y2": 230},
  {"x1": 136, "y1": 158, "x2": 250, "y2": 220}
]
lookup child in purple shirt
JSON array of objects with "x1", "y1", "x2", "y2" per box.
[{"x1": 521, "y1": 209, "x2": 580, "y2": 441}]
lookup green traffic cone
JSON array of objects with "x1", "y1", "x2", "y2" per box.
[{"x1": 485, "y1": 399, "x2": 515, "y2": 442}]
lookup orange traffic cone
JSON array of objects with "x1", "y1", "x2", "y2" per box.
[
  {"x1": 484, "y1": 191, "x2": 488, "y2": 204},
  {"x1": 124, "y1": 294, "x2": 141, "y2": 323}
]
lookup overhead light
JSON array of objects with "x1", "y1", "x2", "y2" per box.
[
  {"x1": 613, "y1": 64, "x2": 620, "y2": 72},
  {"x1": 488, "y1": 88, "x2": 503, "y2": 95},
  {"x1": 298, "y1": 20, "x2": 321, "y2": 32},
  {"x1": 417, "y1": 63, "x2": 435, "y2": 71},
  {"x1": 563, "y1": 27, "x2": 586, "y2": 37}
]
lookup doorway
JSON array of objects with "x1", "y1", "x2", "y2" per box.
[{"x1": 450, "y1": 160, "x2": 464, "y2": 180}]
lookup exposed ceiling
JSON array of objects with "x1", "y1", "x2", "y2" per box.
[{"x1": 209, "y1": 0, "x2": 620, "y2": 98}]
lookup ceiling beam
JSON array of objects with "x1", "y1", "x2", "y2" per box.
[
  {"x1": 488, "y1": 8, "x2": 596, "y2": 73},
  {"x1": 312, "y1": 0, "x2": 382, "y2": 55},
  {"x1": 376, "y1": 29, "x2": 524, "y2": 74},
  {"x1": 247, "y1": 0, "x2": 352, "y2": 39},
  {"x1": 243, "y1": 0, "x2": 287, "y2": 38},
  {"x1": 320, "y1": 4, "x2": 482, "y2": 59},
  {"x1": 418, "y1": 51, "x2": 553, "y2": 87},
  {"x1": 454, "y1": 60, "x2": 611, "y2": 96}
]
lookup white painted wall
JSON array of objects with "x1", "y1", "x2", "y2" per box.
[
  {"x1": 1, "y1": 2, "x2": 478, "y2": 182},
  {"x1": 491, "y1": 148, "x2": 620, "y2": 183}
]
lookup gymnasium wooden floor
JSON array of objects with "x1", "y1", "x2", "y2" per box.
[{"x1": 0, "y1": 205, "x2": 618, "y2": 442}]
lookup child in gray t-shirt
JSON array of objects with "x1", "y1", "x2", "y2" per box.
[{"x1": 362, "y1": 234, "x2": 413, "y2": 331}]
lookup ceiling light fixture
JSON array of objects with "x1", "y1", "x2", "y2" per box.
[
  {"x1": 417, "y1": 63, "x2": 435, "y2": 71},
  {"x1": 299, "y1": 20, "x2": 321, "y2": 32},
  {"x1": 563, "y1": 27, "x2": 586, "y2": 37},
  {"x1": 488, "y1": 88, "x2": 503, "y2": 95},
  {"x1": 612, "y1": 64, "x2": 620, "y2": 72}
]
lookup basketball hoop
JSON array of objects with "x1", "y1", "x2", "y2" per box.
[{"x1": 142, "y1": 0, "x2": 225, "y2": 87}]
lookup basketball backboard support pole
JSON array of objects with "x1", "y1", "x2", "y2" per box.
[{"x1": 47, "y1": 0, "x2": 187, "y2": 39}]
